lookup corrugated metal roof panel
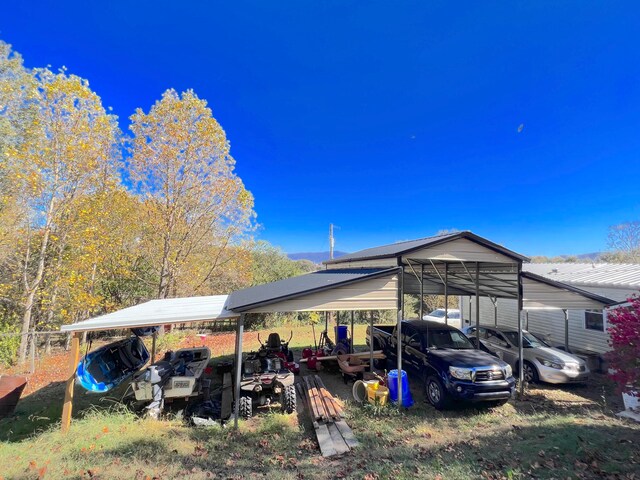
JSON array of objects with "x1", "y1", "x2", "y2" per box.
[
  {"x1": 225, "y1": 268, "x2": 398, "y2": 311},
  {"x1": 61, "y1": 295, "x2": 237, "y2": 332},
  {"x1": 324, "y1": 231, "x2": 529, "y2": 265},
  {"x1": 523, "y1": 263, "x2": 640, "y2": 288}
]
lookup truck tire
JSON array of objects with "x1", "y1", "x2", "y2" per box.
[
  {"x1": 425, "y1": 375, "x2": 450, "y2": 410},
  {"x1": 281, "y1": 385, "x2": 296, "y2": 414},
  {"x1": 239, "y1": 395, "x2": 253, "y2": 419}
]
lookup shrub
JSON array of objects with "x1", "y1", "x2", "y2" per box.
[{"x1": 606, "y1": 294, "x2": 640, "y2": 396}]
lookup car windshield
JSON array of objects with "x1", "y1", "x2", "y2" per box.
[
  {"x1": 425, "y1": 329, "x2": 474, "y2": 350},
  {"x1": 429, "y1": 310, "x2": 446, "y2": 318},
  {"x1": 503, "y1": 331, "x2": 549, "y2": 348},
  {"x1": 448, "y1": 311, "x2": 460, "y2": 319}
]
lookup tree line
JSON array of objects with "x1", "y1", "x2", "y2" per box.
[{"x1": 0, "y1": 40, "x2": 314, "y2": 365}]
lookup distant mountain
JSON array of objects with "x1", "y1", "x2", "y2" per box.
[{"x1": 287, "y1": 251, "x2": 348, "y2": 264}]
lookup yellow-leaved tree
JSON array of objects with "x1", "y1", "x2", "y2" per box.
[
  {"x1": 129, "y1": 89, "x2": 256, "y2": 299},
  {"x1": 6, "y1": 67, "x2": 120, "y2": 363}
]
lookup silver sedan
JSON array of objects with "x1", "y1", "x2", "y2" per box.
[{"x1": 462, "y1": 325, "x2": 589, "y2": 384}]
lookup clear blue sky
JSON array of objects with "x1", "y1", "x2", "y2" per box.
[{"x1": 3, "y1": 1, "x2": 639, "y2": 257}]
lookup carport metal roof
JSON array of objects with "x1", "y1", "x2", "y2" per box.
[
  {"x1": 226, "y1": 268, "x2": 399, "y2": 312},
  {"x1": 324, "y1": 231, "x2": 530, "y2": 265},
  {"x1": 60, "y1": 295, "x2": 238, "y2": 332}
]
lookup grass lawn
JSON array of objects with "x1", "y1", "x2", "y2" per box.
[{"x1": 1, "y1": 324, "x2": 639, "y2": 479}]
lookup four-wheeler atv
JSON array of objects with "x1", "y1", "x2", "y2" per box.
[
  {"x1": 239, "y1": 344, "x2": 297, "y2": 419},
  {"x1": 257, "y1": 331, "x2": 300, "y2": 374}
]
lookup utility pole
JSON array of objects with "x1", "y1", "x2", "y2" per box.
[{"x1": 329, "y1": 223, "x2": 335, "y2": 260}]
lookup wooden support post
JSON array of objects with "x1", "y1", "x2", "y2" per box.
[{"x1": 61, "y1": 332, "x2": 81, "y2": 434}]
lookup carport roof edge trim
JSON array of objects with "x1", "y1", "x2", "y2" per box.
[
  {"x1": 225, "y1": 267, "x2": 400, "y2": 312},
  {"x1": 323, "y1": 231, "x2": 530, "y2": 265}
]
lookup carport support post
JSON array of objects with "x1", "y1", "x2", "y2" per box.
[
  {"x1": 61, "y1": 331, "x2": 82, "y2": 434},
  {"x1": 233, "y1": 314, "x2": 245, "y2": 429},
  {"x1": 517, "y1": 264, "x2": 524, "y2": 395},
  {"x1": 444, "y1": 263, "x2": 449, "y2": 325},
  {"x1": 563, "y1": 309, "x2": 569, "y2": 352},
  {"x1": 419, "y1": 264, "x2": 424, "y2": 320},
  {"x1": 151, "y1": 330, "x2": 157, "y2": 363},
  {"x1": 350, "y1": 311, "x2": 354, "y2": 354},
  {"x1": 475, "y1": 262, "x2": 480, "y2": 349},
  {"x1": 369, "y1": 312, "x2": 374, "y2": 372},
  {"x1": 396, "y1": 267, "x2": 404, "y2": 409}
]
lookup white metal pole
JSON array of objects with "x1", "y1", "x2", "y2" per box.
[
  {"x1": 233, "y1": 314, "x2": 244, "y2": 429},
  {"x1": 396, "y1": 267, "x2": 404, "y2": 409}
]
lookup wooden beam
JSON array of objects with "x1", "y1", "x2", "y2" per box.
[{"x1": 61, "y1": 332, "x2": 81, "y2": 434}]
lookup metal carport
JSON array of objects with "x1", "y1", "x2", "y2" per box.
[{"x1": 58, "y1": 231, "x2": 616, "y2": 433}]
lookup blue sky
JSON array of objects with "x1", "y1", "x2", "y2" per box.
[{"x1": 3, "y1": 1, "x2": 640, "y2": 256}]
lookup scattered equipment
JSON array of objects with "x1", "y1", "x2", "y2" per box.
[
  {"x1": 239, "y1": 345, "x2": 297, "y2": 419},
  {"x1": 257, "y1": 331, "x2": 299, "y2": 374},
  {"x1": 131, "y1": 347, "x2": 211, "y2": 417}
]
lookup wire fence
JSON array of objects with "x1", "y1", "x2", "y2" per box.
[{"x1": 0, "y1": 330, "x2": 75, "y2": 374}]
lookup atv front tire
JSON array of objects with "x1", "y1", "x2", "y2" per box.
[
  {"x1": 239, "y1": 395, "x2": 253, "y2": 419},
  {"x1": 281, "y1": 385, "x2": 296, "y2": 414}
]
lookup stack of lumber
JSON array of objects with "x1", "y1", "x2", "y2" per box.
[{"x1": 296, "y1": 375, "x2": 359, "y2": 457}]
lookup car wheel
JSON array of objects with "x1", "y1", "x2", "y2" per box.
[
  {"x1": 522, "y1": 361, "x2": 539, "y2": 384},
  {"x1": 425, "y1": 375, "x2": 449, "y2": 410}
]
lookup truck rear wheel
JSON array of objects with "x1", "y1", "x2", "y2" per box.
[
  {"x1": 425, "y1": 375, "x2": 450, "y2": 410},
  {"x1": 239, "y1": 395, "x2": 253, "y2": 419},
  {"x1": 281, "y1": 385, "x2": 296, "y2": 414}
]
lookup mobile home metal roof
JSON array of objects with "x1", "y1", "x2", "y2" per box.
[
  {"x1": 523, "y1": 263, "x2": 640, "y2": 288},
  {"x1": 323, "y1": 231, "x2": 529, "y2": 265}
]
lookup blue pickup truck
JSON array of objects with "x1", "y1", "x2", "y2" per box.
[{"x1": 367, "y1": 319, "x2": 516, "y2": 409}]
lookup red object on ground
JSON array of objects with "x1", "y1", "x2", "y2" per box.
[
  {"x1": 0, "y1": 375, "x2": 27, "y2": 418},
  {"x1": 302, "y1": 348, "x2": 313, "y2": 359},
  {"x1": 307, "y1": 356, "x2": 318, "y2": 370}
]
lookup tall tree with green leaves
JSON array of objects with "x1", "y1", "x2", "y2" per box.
[{"x1": 129, "y1": 89, "x2": 256, "y2": 299}]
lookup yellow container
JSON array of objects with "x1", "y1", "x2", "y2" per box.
[
  {"x1": 365, "y1": 380, "x2": 380, "y2": 403},
  {"x1": 375, "y1": 386, "x2": 389, "y2": 406}
]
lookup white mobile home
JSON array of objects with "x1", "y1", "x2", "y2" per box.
[{"x1": 460, "y1": 263, "x2": 640, "y2": 368}]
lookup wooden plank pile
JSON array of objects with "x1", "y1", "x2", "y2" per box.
[{"x1": 296, "y1": 375, "x2": 359, "y2": 457}]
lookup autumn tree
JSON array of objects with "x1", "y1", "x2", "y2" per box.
[
  {"x1": 129, "y1": 89, "x2": 255, "y2": 299},
  {"x1": 0, "y1": 41, "x2": 33, "y2": 265},
  {"x1": 6, "y1": 67, "x2": 120, "y2": 363}
]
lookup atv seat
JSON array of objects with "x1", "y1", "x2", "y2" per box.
[{"x1": 266, "y1": 333, "x2": 281, "y2": 352}]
